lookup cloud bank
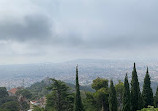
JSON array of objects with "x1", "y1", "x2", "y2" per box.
[{"x1": 0, "y1": 0, "x2": 158, "y2": 64}]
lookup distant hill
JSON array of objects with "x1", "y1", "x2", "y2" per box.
[{"x1": 27, "y1": 77, "x2": 94, "y2": 99}]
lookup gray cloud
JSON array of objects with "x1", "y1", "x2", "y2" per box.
[
  {"x1": 0, "y1": 0, "x2": 158, "y2": 64},
  {"x1": 0, "y1": 14, "x2": 52, "y2": 42}
]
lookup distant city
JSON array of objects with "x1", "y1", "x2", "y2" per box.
[{"x1": 0, "y1": 59, "x2": 158, "y2": 90}]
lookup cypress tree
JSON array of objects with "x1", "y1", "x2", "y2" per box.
[
  {"x1": 109, "y1": 80, "x2": 117, "y2": 111},
  {"x1": 154, "y1": 87, "x2": 158, "y2": 107},
  {"x1": 74, "y1": 65, "x2": 84, "y2": 111},
  {"x1": 131, "y1": 63, "x2": 142, "y2": 111},
  {"x1": 142, "y1": 67, "x2": 154, "y2": 107},
  {"x1": 138, "y1": 90, "x2": 144, "y2": 110},
  {"x1": 122, "y1": 73, "x2": 130, "y2": 111}
]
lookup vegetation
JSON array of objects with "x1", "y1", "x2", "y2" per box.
[
  {"x1": 27, "y1": 79, "x2": 51, "y2": 99},
  {"x1": 122, "y1": 74, "x2": 130, "y2": 111},
  {"x1": 92, "y1": 77, "x2": 109, "y2": 111},
  {"x1": 142, "y1": 67, "x2": 154, "y2": 107},
  {"x1": 154, "y1": 87, "x2": 158, "y2": 108},
  {"x1": 131, "y1": 63, "x2": 143, "y2": 111},
  {"x1": 74, "y1": 65, "x2": 84, "y2": 111},
  {"x1": 16, "y1": 89, "x2": 32, "y2": 99},
  {"x1": 33, "y1": 106, "x2": 45, "y2": 111},
  {"x1": 137, "y1": 106, "x2": 158, "y2": 111},
  {"x1": 109, "y1": 80, "x2": 117, "y2": 111},
  {"x1": 115, "y1": 80, "x2": 124, "y2": 111},
  {"x1": 0, "y1": 87, "x2": 20, "y2": 111},
  {"x1": 46, "y1": 78, "x2": 74, "y2": 111},
  {"x1": 0, "y1": 101, "x2": 20, "y2": 111},
  {"x1": 2, "y1": 63, "x2": 158, "y2": 111}
]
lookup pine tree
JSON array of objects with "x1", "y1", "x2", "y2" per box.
[
  {"x1": 131, "y1": 63, "x2": 143, "y2": 111},
  {"x1": 122, "y1": 74, "x2": 130, "y2": 111},
  {"x1": 142, "y1": 67, "x2": 154, "y2": 108},
  {"x1": 74, "y1": 65, "x2": 84, "y2": 111},
  {"x1": 46, "y1": 79, "x2": 74, "y2": 111},
  {"x1": 109, "y1": 80, "x2": 117, "y2": 111},
  {"x1": 91, "y1": 77, "x2": 109, "y2": 111}
]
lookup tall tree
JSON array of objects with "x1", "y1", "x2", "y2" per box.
[
  {"x1": 109, "y1": 80, "x2": 117, "y2": 111},
  {"x1": 131, "y1": 63, "x2": 143, "y2": 111},
  {"x1": 46, "y1": 79, "x2": 74, "y2": 111},
  {"x1": 142, "y1": 67, "x2": 154, "y2": 107},
  {"x1": 74, "y1": 65, "x2": 84, "y2": 111},
  {"x1": 122, "y1": 74, "x2": 130, "y2": 111},
  {"x1": 154, "y1": 87, "x2": 158, "y2": 107}
]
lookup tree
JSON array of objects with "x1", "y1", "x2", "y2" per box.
[
  {"x1": 27, "y1": 80, "x2": 50, "y2": 99},
  {"x1": 131, "y1": 63, "x2": 143, "y2": 111},
  {"x1": 122, "y1": 74, "x2": 130, "y2": 111},
  {"x1": 16, "y1": 89, "x2": 32, "y2": 99},
  {"x1": 154, "y1": 87, "x2": 158, "y2": 107},
  {"x1": 92, "y1": 77, "x2": 109, "y2": 91},
  {"x1": 84, "y1": 78, "x2": 109, "y2": 111},
  {"x1": 0, "y1": 87, "x2": 12, "y2": 107},
  {"x1": 115, "y1": 80, "x2": 124, "y2": 111},
  {"x1": 33, "y1": 106, "x2": 45, "y2": 111},
  {"x1": 142, "y1": 67, "x2": 154, "y2": 108},
  {"x1": 46, "y1": 78, "x2": 74, "y2": 111},
  {"x1": 0, "y1": 96, "x2": 18, "y2": 108},
  {"x1": 74, "y1": 65, "x2": 84, "y2": 111},
  {"x1": 0, "y1": 101, "x2": 20, "y2": 111},
  {"x1": 109, "y1": 80, "x2": 117, "y2": 111},
  {"x1": 84, "y1": 92, "x2": 97, "y2": 111},
  {"x1": 0, "y1": 87, "x2": 8, "y2": 98},
  {"x1": 94, "y1": 88, "x2": 109, "y2": 111},
  {"x1": 0, "y1": 87, "x2": 20, "y2": 110},
  {"x1": 91, "y1": 77, "x2": 109, "y2": 111}
]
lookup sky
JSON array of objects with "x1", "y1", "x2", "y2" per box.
[{"x1": 0, "y1": 0, "x2": 158, "y2": 64}]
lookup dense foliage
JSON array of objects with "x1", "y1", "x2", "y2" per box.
[
  {"x1": 122, "y1": 74, "x2": 130, "y2": 111},
  {"x1": 28, "y1": 63, "x2": 158, "y2": 111},
  {"x1": 142, "y1": 68, "x2": 154, "y2": 108},
  {"x1": 131, "y1": 63, "x2": 143, "y2": 111},
  {"x1": 109, "y1": 80, "x2": 117, "y2": 111},
  {"x1": 46, "y1": 78, "x2": 74, "y2": 111},
  {"x1": 91, "y1": 77, "x2": 109, "y2": 111},
  {"x1": 27, "y1": 78, "x2": 51, "y2": 99},
  {"x1": 115, "y1": 80, "x2": 124, "y2": 111},
  {"x1": 0, "y1": 87, "x2": 20, "y2": 111},
  {"x1": 16, "y1": 89, "x2": 32, "y2": 99}
]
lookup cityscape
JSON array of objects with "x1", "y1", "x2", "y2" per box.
[{"x1": 1, "y1": 59, "x2": 158, "y2": 90}]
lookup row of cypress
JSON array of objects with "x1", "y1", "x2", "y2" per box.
[
  {"x1": 123, "y1": 63, "x2": 153, "y2": 111},
  {"x1": 74, "y1": 63, "x2": 154, "y2": 111}
]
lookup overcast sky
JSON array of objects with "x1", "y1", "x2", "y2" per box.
[{"x1": 0, "y1": 0, "x2": 158, "y2": 64}]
